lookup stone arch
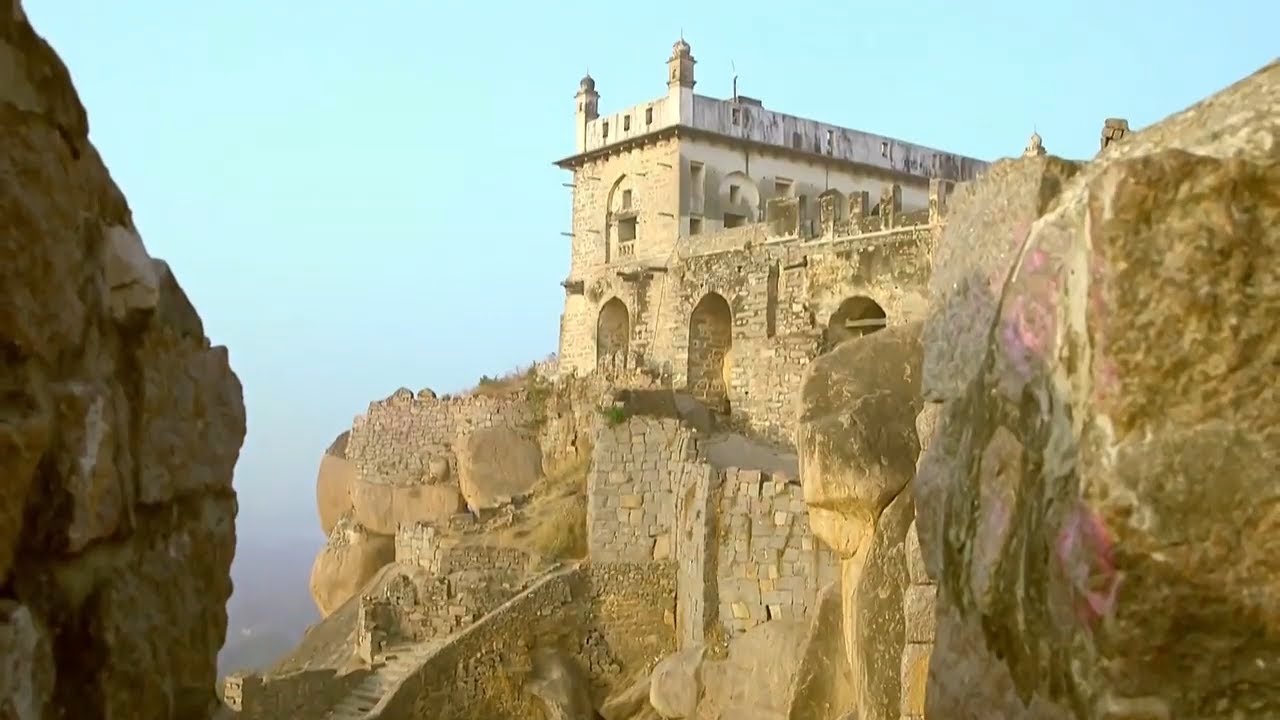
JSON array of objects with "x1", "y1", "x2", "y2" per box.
[
  {"x1": 717, "y1": 172, "x2": 761, "y2": 226},
  {"x1": 596, "y1": 297, "x2": 631, "y2": 373},
  {"x1": 687, "y1": 292, "x2": 733, "y2": 412},
  {"x1": 825, "y1": 295, "x2": 887, "y2": 351},
  {"x1": 605, "y1": 174, "x2": 638, "y2": 261}
]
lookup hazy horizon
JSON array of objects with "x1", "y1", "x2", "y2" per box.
[{"x1": 23, "y1": 0, "x2": 1276, "y2": 672}]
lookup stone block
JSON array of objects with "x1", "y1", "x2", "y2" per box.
[
  {"x1": 903, "y1": 585, "x2": 937, "y2": 643},
  {"x1": 900, "y1": 643, "x2": 931, "y2": 717}
]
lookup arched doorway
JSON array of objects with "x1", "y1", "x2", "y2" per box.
[
  {"x1": 687, "y1": 293, "x2": 733, "y2": 412},
  {"x1": 825, "y1": 296, "x2": 887, "y2": 351},
  {"x1": 596, "y1": 298, "x2": 631, "y2": 373}
]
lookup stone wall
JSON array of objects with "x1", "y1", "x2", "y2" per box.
[
  {"x1": 587, "y1": 416, "x2": 701, "y2": 562},
  {"x1": 712, "y1": 468, "x2": 839, "y2": 637},
  {"x1": 223, "y1": 667, "x2": 369, "y2": 719},
  {"x1": 345, "y1": 386, "x2": 534, "y2": 484},
  {"x1": 370, "y1": 562, "x2": 677, "y2": 720},
  {"x1": 674, "y1": 465, "x2": 839, "y2": 645},
  {"x1": 394, "y1": 522, "x2": 534, "y2": 576},
  {"x1": 559, "y1": 183, "x2": 945, "y2": 444}
]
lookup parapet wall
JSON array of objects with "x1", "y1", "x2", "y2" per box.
[
  {"x1": 346, "y1": 386, "x2": 535, "y2": 484},
  {"x1": 224, "y1": 667, "x2": 370, "y2": 719},
  {"x1": 370, "y1": 562, "x2": 677, "y2": 720}
]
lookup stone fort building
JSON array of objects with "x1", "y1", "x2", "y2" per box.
[{"x1": 554, "y1": 39, "x2": 990, "y2": 441}]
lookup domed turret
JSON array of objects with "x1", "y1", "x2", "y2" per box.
[
  {"x1": 667, "y1": 37, "x2": 695, "y2": 89},
  {"x1": 579, "y1": 74, "x2": 596, "y2": 93},
  {"x1": 1022, "y1": 130, "x2": 1047, "y2": 157}
]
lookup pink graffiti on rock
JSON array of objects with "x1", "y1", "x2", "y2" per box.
[{"x1": 1054, "y1": 502, "x2": 1121, "y2": 631}]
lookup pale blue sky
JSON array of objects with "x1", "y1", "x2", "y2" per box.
[{"x1": 24, "y1": 1, "x2": 1274, "y2": 543}]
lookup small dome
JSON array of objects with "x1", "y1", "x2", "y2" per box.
[
  {"x1": 1029, "y1": 131, "x2": 1043, "y2": 147},
  {"x1": 579, "y1": 74, "x2": 596, "y2": 92},
  {"x1": 672, "y1": 38, "x2": 691, "y2": 57}
]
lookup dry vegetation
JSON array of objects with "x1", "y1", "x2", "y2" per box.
[{"x1": 490, "y1": 453, "x2": 591, "y2": 563}]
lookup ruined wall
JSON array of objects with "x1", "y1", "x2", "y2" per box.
[
  {"x1": 394, "y1": 522, "x2": 534, "y2": 576},
  {"x1": 712, "y1": 468, "x2": 839, "y2": 637},
  {"x1": 371, "y1": 562, "x2": 677, "y2": 720},
  {"x1": 587, "y1": 416, "x2": 701, "y2": 561},
  {"x1": 674, "y1": 465, "x2": 840, "y2": 646},
  {"x1": 223, "y1": 668, "x2": 368, "y2": 719},
  {"x1": 345, "y1": 387, "x2": 534, "y2": 484},
  {"x1": 1, "y1": 7, "x2": 246, "y2": 718}
]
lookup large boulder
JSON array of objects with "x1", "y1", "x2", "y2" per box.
[
  {"x1": 348, "y1": 477, "x2": 466, "y2": 535},
  {"x1": 795, "y1": 322, "x2": 923, "y2": 720},
  {"x1": 456, "y1": 425, "x2": 544, "y2": 513},
  {"x1": 316, "y1": 431, "x2": 355, "y2": 535},
  {"x1": 917, "y1": 61, "x2": 1280, "y2": 718},
  {"x1": 308, "y1": 513, "x2": 396, "y2": 617},
  {"x1": 648, "y1": 619, "x2": 810, "y2": 720},
  {"x1": 0, "y1": 5, "x2": 246, "y2": 718}
]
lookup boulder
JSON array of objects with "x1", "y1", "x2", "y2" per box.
[
  {"x1": 349, "y1": 478, "x2": 467, "y2": 536},
  {"x1": 0, "y1": 5, "x2": 246, "y2": 718},
  {"x1": 456, "y1": 426, "x2": 544, "y2": 513},
  {"x1": 316, "y1": 433, "x2": 356, "y2": 535},
  {"x1": 795, "y1": 322, "x2": 923, "y2": 720},
  {"x1": 525, "y1": 647, "x2": 596, "y2": 720},
  {"x1": 917, "y1": 61, "x2": 1280, "y2": 718},
  {"x1": 308, "y1": 513, "x2": 396, "y2": 618},
  {"x1": 648, "y1": 620, "x2": 810, "y2": 719}
]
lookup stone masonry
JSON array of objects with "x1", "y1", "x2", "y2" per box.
[
  {"x1": 587, "y1": 416, "x2": 701, "y2": 562},
  {"x1": 712, "y1": 468, "x2": 840, "y2": 638},
  {"x1": 346, "y1": 386, "x2": 534, "y2": 484},
  {"x1": 592, "y1": 414, "x2": 839, "y2": 645},
  {"x1": 554, "y1": 40, "x2": 985, "y2": 446}
]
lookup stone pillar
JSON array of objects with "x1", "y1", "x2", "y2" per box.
[
  {"x1": 928, "y1": 179, "x2": 952, "y2": 225},
  {"x1": 1100, "y1": 117, "x2": 1131, "y2": 151},
  {"x1": 880, "y1": 184, "x2": 902, "y2": 229},
  {"x1": 900, "y1": 404, "x2": 942, "y2": 720},
  {"x1": 849, "y1": 191, "x2": 869, "y2": 223}
]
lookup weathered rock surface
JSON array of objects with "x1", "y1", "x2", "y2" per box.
[
  {"x1": 917, "y1": 61, "x2": 1280, "y2": 718},
  {"x1": 649, "y1": 619, "x2": 809, "y2": 719},
  {"x1": 456, "y1": 425, "x2": 545, "y2": 513},
  {"x1": 308, "y1": 512, "x2": 396, "y2": 617},
  {"x1": 796, "y1": 322, "x2": 923, "y2": 720},
  {"x1": 784, "y1": 583, "x2": 855, "y2": 720},
  {"x1": 348, "y1": 475, "x2": 466, "y2": 535},
  {"x1": 316, "y1": 431, "x2": 355, "y2": 534},
  {"x1": 0, "y1": 5, "x2": 246, "y2": 718},
  {"x1": 525, "y1": 646, "x2": 597, "y2": 720}
]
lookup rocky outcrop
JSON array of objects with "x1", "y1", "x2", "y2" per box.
[
  {"x1": 309, "y1": 512, "x2": 396, "y2": 617},
  {"x1": 316, "y1": 431, "x2": 355, "y2": 535},
  {"x1": 0, "y1": 5, "x2": 246, "y2": 718},
  {"x1": 647, "y1": 619, "x2": 810, "y2": 720},
  {"x1": 795, "y1": 322, "x2": 924, "y2": 720},
  {"x1": 916, "y1": 61, "x2": 1280, "y2": 718}
]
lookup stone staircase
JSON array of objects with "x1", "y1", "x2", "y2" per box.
[{"x1": 323, "y1": 643, "x2": 438, "y2": 720}]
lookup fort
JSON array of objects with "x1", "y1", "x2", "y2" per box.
[
  {"x1": 214, "y1": 37, "x2": 1261, "y2": 720},
  {"x1": 225, "y1": 38, "x2": 994, "y2": 720},
  {"x1": 6, "y1": 3, "x2": 1274, "y2": 718},
  {"x1": 555, "y1": 39, "x2": 988, "y2": 443}
]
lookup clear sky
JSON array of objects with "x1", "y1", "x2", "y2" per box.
[{"x1": 23, "y1": 1, "x2": 1275, "y2": 544}]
